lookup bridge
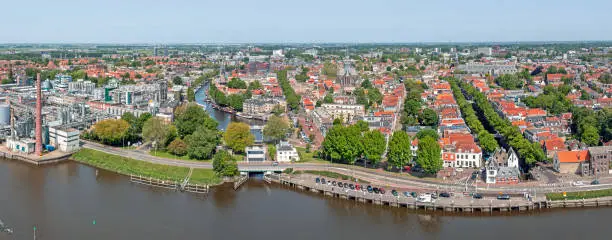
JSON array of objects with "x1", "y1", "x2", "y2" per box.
[{"x1": 238, "y1": 165, "x2": 286, "y2": 174}]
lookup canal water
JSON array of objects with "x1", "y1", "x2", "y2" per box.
[
  {"x1": 0, "y1": 159, "x2": 609, "y2": 240},
  {"x1": 195, "y1": 82, "x2": 264, "y2": 131}
]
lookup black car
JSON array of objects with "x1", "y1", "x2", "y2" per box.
[
  {"x1": 439, "y1": 192, "x2": 451, "y2": 198},
  {"x1": 373, "y1": 187, "x2": 380, "y2": 194},
  {"x1": 497, "y1": 194, "x2": 511, "y2": 200},
  {"x1": 367, "y1": 185, "x2": 373, "y2": 193},
  {"x1": 349, "y1": 184, "x2": 355, "y2": 190},
  {"x1": 315, "y1": 178, "x2": 320, "y2": 183},
  {"x1": 473, "y1": 193, "x2": 483, "y2": 199},
  {"x1": 321, "y1": 178, "x2": 326, "y2": 184},
  {"x1": 391, "y1": 190, "x2": 399, "y2": 197},
  {"x1": 431, "y1": 193, "x2": 438, "y2": 199},
  {"x1": 343, "y1": 183, "x2": 349, "y2": 188},
  {"x1": 331, "y1": 181, "x2": 336, "y2": 186},
  {"x1": 337, "y1": 182, "x2": 343, "y2": 188}
]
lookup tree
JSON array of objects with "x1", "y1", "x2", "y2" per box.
[
  {"x1": 388, "y1": 131, "x2": 412, "y2": 169},
  {"x1": 495, "y1": 74, "x2": 523, "y2": 90},
  {"x1": 248, "y1": 80, "x2": 263, "y2": 90},
  {"x1": 404, "y1": 99, "x2": 421, "y2": 116},
  {"x1": 367, "y1": 88, "x2": 383, "y2": 106},
  {"x1": 174, "y1": 103, "x2": 218, "y2": 137},
  {"x1": 167, "y1": 138, "x2": 188, "y2": 156},
  {"x1": 185, "y1": 126, "x2": 219, "y2": 160},
  {"x1": 581, "y1": 125, "x2": 600, "y2": 146},
  {"x1": 224, "y1": 122, "x2": 254, "y2": 153},
  {"x1": 263, "y1": 115, "x2": 290, "y2": 143},
  {"x1": 187, "y1": 87, "x2": 195, "y2": 102},
  {"x1": 418, "y1": 109, "x2": 439, "y2": 126},
  {"x1": 173, "y1": 76, "x2": 183, "y2": 85},
  {"x1": 361, "y1": 79, "x2": 372, "y2": 89},
  {"x1": 323, "y1": 93, "x2": 334, "y2": 103},
  {"x1": 212, "y1": 150, "x2": 239, "y2": 177},
  {"x1": 478, "y1": 132, "x2": 499, "y2": 154},
  {"x1": 142, "y1": 117, "x2": 171, "y2": 148},
  {"x1": 268, "y1": 144, "x2": 276, "y2": 161},
  {"x1": 227, "y1": 78, "x2": 247, "y2": 89},
  {"x1": 355, "y1": 120, "x2": 369, "y2": 132},
  {"x1": 361, "y1": 130, "x2": 385, "y2": 165},
  {"x1": 321, "y1": 124, "x2": 361, "y2": 164},
  {"x1": 91, "y1": 119, "x2": 130, "y2": 145},
  {"x1": 416, "y1": 136, "x2": 442, "y2": 175}
]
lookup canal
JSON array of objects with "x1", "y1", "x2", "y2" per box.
[
  {"x1": 195, "y1": 82, "x2": 264, "y2": 131},
  {"x1": 0, "y1": 159, "x2": 609, "y2": 240}
]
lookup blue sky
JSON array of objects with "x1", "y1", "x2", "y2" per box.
[{"x1": 2, "y1": 0, "x2": 611, "y2": 43}]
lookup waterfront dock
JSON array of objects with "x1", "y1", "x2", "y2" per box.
[
  {"x1": 264, "y1": 174, "x2": 612, "y2": 212},
  {"x1": 130, "y1": 174, "x2": 209, "y2": 193},
  {"x1": 0, "y1": 147, "x2": 72, "y2": 165}
]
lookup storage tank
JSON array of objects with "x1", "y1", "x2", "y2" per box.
[{"x1": 0, "y1": 104, "x2": 10, "y2": 125}]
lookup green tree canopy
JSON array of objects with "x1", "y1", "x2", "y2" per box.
[
  {"x1": 142, "y1": 117, "x2": 172, "y2": 148},
  {"x1": 174, "y1": 103, "x2": 218, "y2": 137},
  {"x1": 263, "y1": 115, "x2": 290, "y2": 143},
  {"x1": 361, "y1": 130, "x2": 385, "y2": 165},
  {"x1": 418, "y1": 108, "x2": 439, "y2": 126},
  {"x1": 167, "y1": 138, "x2": 188, "y2": 156},
  {"x1": 387, "y1": 131, "x2": 412, "y2": 169},
  {"x1": 224, "y1": 122, "x2": 254, "y2": 154},
  {"x1": 228, "y1": 78, "x2": 247, "y2": 89},
  {"x1": 185, "y1": 126, "x2": 220, "y2": 160},
  {"x1": 416, "y1": 136, "x2": 442, "y2": 175},
  {"x1": 91, "y1": 119, "x2": 130, "y2": 145},
  {"x1": 212, "y1": 150, "x2": 239, "y2": 177}
]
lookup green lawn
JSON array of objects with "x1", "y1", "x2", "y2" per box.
[
  {"x1": 295, "y1": 147, "x2": 327, "y2": 163},
  {"x1": 547, "y1": 189, "x2": 612, "y2": 201},
  {"x1": 72, "y1": 148, "x2": 220, "y2": 185},
  {"x1": 293, "y1": 170, "x2": 369, "y2": 183}
]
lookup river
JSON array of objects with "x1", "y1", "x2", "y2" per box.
[{"x1": 0, "y1": 159, "x2": 609, "y2": 240}]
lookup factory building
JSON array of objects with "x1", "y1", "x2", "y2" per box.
[{"x1": 49, "y1": 127, "x2": 80, "y2": 152}]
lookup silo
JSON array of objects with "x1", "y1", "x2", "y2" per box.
[{"x1": 0, "y1": 104, "x2": 10, "y2": 125}]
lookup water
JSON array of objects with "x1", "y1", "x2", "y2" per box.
[
  {"x1": 0, "y1": 159, "x2": 609, "y2": 240},
  {"x1": 195, "y1": 83, "x2": 264, "y2": 132}
]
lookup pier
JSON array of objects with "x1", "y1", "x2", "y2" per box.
[
  {"x1": 263, "y1": 174, "x2": 612, "y2": 212},
  {"x1": 234, "y1": 175, "x2": 249, "y2": 190},
  {"x1": 130, "y1": 175, "x2": 209, "y2": 193}
]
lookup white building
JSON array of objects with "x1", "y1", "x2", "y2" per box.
[
  {"x1": 477, "y1": 47, "x2": 492, "y2": 56},
  {"x1": 245, "y1": 145, "x2": 266, "y2": 162},
  {"x1": 321, "y1": 104, "x2": 365, "y2": 123},
  {"x1": 276, "y1": 141, "x2": 299, "y2": 162},
  {"x1": 49, "y1": 127, "x2": 80, "y2": 152},
  {"x1": 6, "y1": 138, "x2": 35, "y2": 154}
]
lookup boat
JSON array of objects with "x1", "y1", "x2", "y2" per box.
[{"x1": 0, "y1": 219, "x2": 13, "y2": 234}]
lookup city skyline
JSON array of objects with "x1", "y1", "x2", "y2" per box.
[{"x1": 2, "y1": 0, "x2": 611, "y2": 43}]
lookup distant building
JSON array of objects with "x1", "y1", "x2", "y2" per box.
[
  {"x1": 321, "y1": 103, "x2": 365, "y2": 123},
  {"x1": 553, "y1": 150, "x2": 590, "y2": 175},
  {"x1": 485, "y1": 148, "x2": 520, "y2": 184},
  {"x1": 276, "y1": 141, "x2": 299, "y2": 162},
  {"x1": 588, "y1": 146, "x2": 612, "y2": 175},
  {"x1": 477, "y1": 47, "x2": 492, "y2": 56},
  {"x1": 6, "y1": 138, "x2": 35, "y2": 154}
]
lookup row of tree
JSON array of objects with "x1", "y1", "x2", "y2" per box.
[
  {"x1": 449, "y1": 80, "x2": 499, "y2": 153},
  {"x1": 400, "y1": 79, "x2": 438, "y2": 127},
  {"x1": 321, "y1": 121, "x2": 385, "y2": 165},
  {"x1": 458, "y1": 80, "x2": 546, "y2": 165},
  {"x1": 277, "y1": 70, "x2": 300, "y2": 110},
  {"x1": 571, "y1": 107, "x2": 612, "y2": 146},
  {"x1": 523, "y1": 85, "x2": 573, "y2": 115}
]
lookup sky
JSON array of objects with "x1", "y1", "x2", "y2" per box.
[{"x1": 2, "y1": 0, "x2": 611, "y2": 43}]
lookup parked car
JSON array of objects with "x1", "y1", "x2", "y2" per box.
[
  {"x1": 321, "y1": 178, "x2": 326, "y2": 184},
  {"x1": 349, "y1": 184, "x2": 355, "y2": 190},
  {"x1": 367, "y1": 186, "x2": 373, "y2": 193},
  {"x1": 572, "y1": 181, "x2": 585, "y2": 186},
  {"x1": 591, "y1": 180, "x2": 600, "y2": 185},
  {"x1": 391, "y1": 190, "x2": 399, "y2": 197},
  {"x1": 403, "y1": 192, "x2": 411, "y2": 197},
  {"x1": 379, "y1": 188, "x2": 386, "y2": 194},
  {"x1": 497, "y1": 194, "x2": 511, "y2": 200},
  {"x1": 272, "y1": 161, "x2": 279, "y2": 166},
  {"x1": 473, "y1": 193, "x2": 483, "y2": 199},
  {"x1": 373, "y1": 187, "x2": 380, "y2": 194},
  {"x1": 439, "y1": 192, "x2": 451, "y2": 198},
  {"x1": 331, "y1": 181, "x2": 337, "y2": 186},
  {"x1": 355, "y1": 184, "x2": 361, "y2": 190},
  {"x1": 337, "y1": 182, "x2": 343, "y2": 188},
  {"x1": 343, "y1": 183, "x2": 349, "y2": 188},
  {"x1": 315, "y1": 178, "x2": 320, "y2": 183},
  {"x1": 417, "y1": 193, "x2": 433, "y2": 203}
]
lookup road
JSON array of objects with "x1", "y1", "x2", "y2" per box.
[{"x1": 82, "y1": 141, "x2": 612, "y2": 194}]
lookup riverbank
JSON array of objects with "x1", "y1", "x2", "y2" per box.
[{"x1": 72, "y1": 148, "x2": 221, "y2": 185}]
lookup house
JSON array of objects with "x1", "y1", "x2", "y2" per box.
[
  {"x1": 439, "y1": 133, "x2": 482, "y2": 168},
  {"x1": 588, "y1": 146, "x2": 612, "y2": 175},
  {"x1": 245, "y1": 145, "x2": 266, "y2": 162},
  {"x1": 485, "y1": 148, "x2": 520, "y2": 184},
  {"x1": 276, "y1": 141, "x2": 299, "y2": 162},
  {"x1": 552, "y1": 150, "x2": 590, "y2": 175},
  {"x1": 543, "y1": 138, "x2": 567, "y2": 158}
]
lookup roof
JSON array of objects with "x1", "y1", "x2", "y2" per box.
[{"x1": 556, "y1": 150, "x2": 589, "y2": 163}]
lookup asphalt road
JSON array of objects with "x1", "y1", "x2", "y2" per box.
[{"x1": 82, "y1": 141, "x2": 612, "y2": 194}]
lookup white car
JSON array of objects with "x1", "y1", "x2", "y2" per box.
[
  {"x1": 417, "y1": 193, "x2": 433, "y2": 203},
  {"x1": 572, "y1": 181, "x2": 585, "y2": 186}
]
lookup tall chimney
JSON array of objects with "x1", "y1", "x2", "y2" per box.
[{"x1": 35, "y1": 73, "x2": 43, "y2": 156}]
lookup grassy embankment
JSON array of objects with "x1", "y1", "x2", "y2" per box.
[
  {"x1": 72, "y1": 148, "x2": 220, "y2": 185},
  {"x1": 295, "y1": 147, "x2": 327, "y2": 163},
  {"x1": 546, "y1": 189, "x2": 612, "y2": 201}
]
